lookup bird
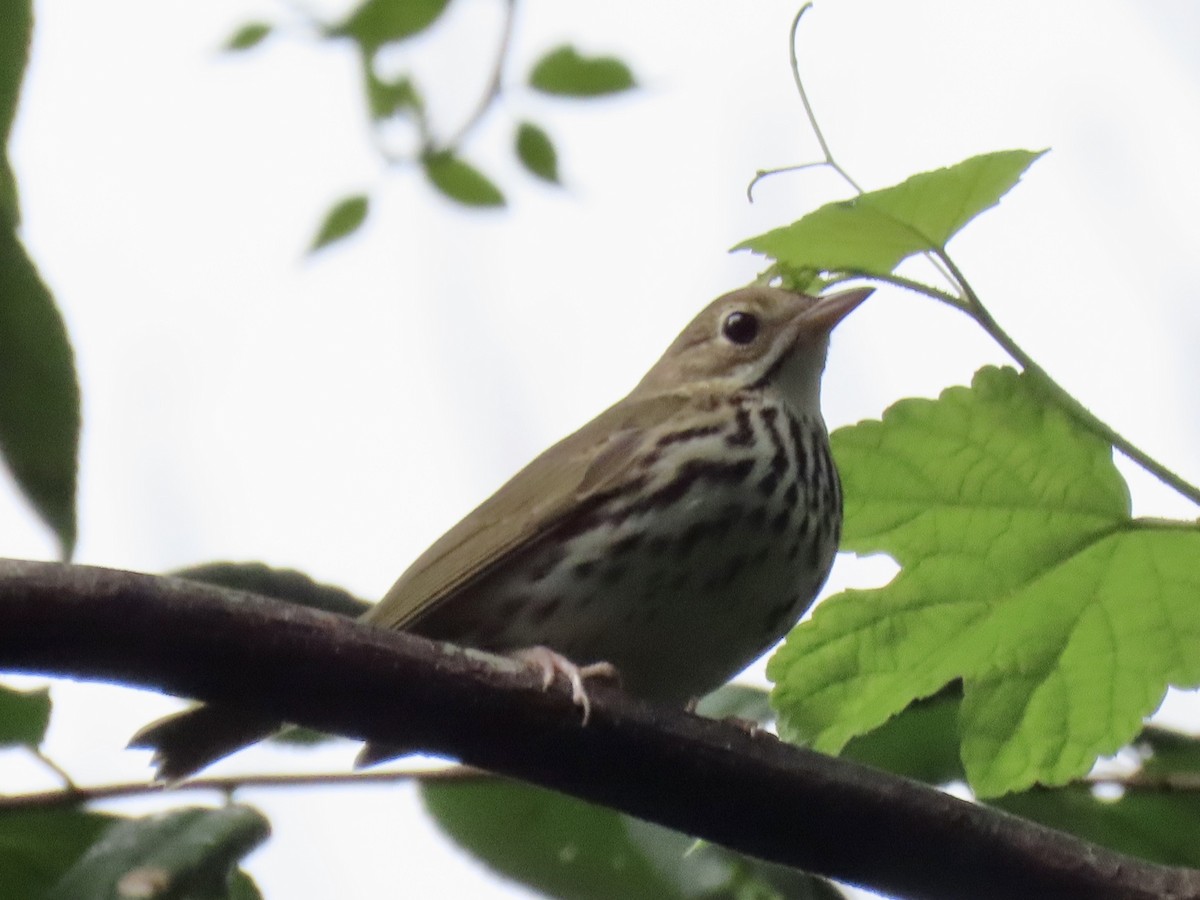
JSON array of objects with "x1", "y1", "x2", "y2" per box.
[{"x1": 131, "y1": 283, "x2": 872, "y2": 781}]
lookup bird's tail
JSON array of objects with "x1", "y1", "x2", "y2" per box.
[{"x1": 129, "y1": 704, "x2": 283, "y2": 782}]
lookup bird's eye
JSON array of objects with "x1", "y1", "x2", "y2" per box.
[{"x1": 721, "y1": 310, "x2": 759, "y2": 345}]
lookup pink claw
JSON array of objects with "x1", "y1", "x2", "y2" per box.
[{"x1": 510, "y1": 646, "x2": 618, "y2": 724}]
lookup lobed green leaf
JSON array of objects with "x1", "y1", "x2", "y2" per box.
[
  {"x1": 308, "y1": 194, "x2": 370, "y2": 253},
  {"x1": 735, "y1": 150, "x2": 1044, "y2": 276},
  {"x1": 769, "y1": 366, "x2": 1200, "y2": 797},
  {"x1": 529, "y1": 46, "x2": 636, "y2": 98}
]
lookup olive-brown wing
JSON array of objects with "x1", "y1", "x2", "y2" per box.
[{"x1": 362, "y1": 391, "x2": 690, "y2": 631}]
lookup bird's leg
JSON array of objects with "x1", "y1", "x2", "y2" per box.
[{"x1": 510, "y1": 646, "x2": 619, "y2": 725}]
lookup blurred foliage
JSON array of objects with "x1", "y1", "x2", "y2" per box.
[
  {"x1": 218, "y1": 0, "x2": 637, "y2": 249},
  {"x1": 0, "y1": 683, "x2": 51, "y2": 748},
  {"x1": 46, "y1": 806, "x2": 267, "y2": 900}
]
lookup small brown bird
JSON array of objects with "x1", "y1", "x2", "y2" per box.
[{"x1": 132, "y1": 284, "x2": 871, "y2": 780}]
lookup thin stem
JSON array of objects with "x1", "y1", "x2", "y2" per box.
[
  {"x1": 746, "y1": 6, "x2": 857, "y2": 204},
  {"x1": 827, "y1": 269, "x2": 967, "y2": 312},
  {"x1": 1089, "y1": 771, "x2": 1200, "y2": 792},
  {"x1": 0, "y1": 766, "x2": 480, "y2": 811},
  {"x1": 934, "y1": 250, "x2": 1200, "y2": 506},
  {"x1": 761, "y1": 6, "x2": 962, "y2": 291},
  {"x1": 787, "y1": 4, "x2": 861, "y2": 193},
  {"x1": 438, "y1": 0, "x2": 517, "y2": 152},
  {"x1": 746, "y1": 162, "x2": 828, "y2": 202},
  {"x1": 30, "y1": 748, "x2": 78, "y2": 792}
]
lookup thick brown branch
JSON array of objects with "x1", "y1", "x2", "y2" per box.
[{"x1": 1, "y1": 558, "x2": 1197, "y2": 900}]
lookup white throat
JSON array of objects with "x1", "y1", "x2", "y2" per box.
[{"x1": 773, "y1": 337, "x2": 829, "y2": 418}]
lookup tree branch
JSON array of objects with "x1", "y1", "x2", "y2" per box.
[{"x1": 1, "y1": 558, "x2": 1197, "y2": 900}]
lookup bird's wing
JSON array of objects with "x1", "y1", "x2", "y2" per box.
[{"x1": 362, "y1": 390, "x2": 691, "y2": 630}]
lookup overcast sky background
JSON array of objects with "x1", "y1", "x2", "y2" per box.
[{"x1": 3, "y1": 1, "x2": 1200, "y2": 897}]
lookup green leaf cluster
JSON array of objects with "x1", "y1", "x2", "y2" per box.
[
  {"x1": 736, "y1": 147, "x2": 1200, "y2": 800},
  {"x1": 0, "y1": 681, "x2": 267, "y2": 898},
  {"x1": 772, "y1": 365, "x2": 1200, "y2": 796},
  {"x1": 219, "y1": 2, "x2": 636, "y2": 251}
]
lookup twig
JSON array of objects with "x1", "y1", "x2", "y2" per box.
[
  {"x1": 30, "y1": 747, "x2": 78, "y2": 791},
  {"x1": 0, "y1": 766, "x2": 480, "y2": 811},
  {"x1": 438, "y1": 0, "x2": 518, "y2": 152},
  {"x1": 934, "y1": 250, "x2": 1200, "y2": 506}
]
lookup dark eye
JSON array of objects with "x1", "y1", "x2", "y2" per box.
[{"x1": 722, "y1": 310, "x2": 759, "y2": 345}]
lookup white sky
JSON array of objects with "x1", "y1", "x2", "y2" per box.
[{"x1": 3, "y1": 1, "x2": 1200, "y2": 898}]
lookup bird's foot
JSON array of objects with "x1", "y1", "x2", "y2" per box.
[{"x1": 511, "y1": 646, "x2": 619, "y2": 725}]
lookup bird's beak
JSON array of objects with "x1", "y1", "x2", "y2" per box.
[{"x1": 802, "y1": 286, "x2": 874, "y2": 335}]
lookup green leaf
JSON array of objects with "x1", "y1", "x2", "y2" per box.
[
  {"x1": 995, "y1": 787, "x2": 1200, "y2": 869},
  {"x1": 840, "y1": 689, "x2": 966, "y2": 786},
  {"x1": 622, "y1": 818, "x2": 844, "y2": 900},
  {"x1": 0, "y1": 0, "x2": 32, "y2": 217},
  {"x1": 308, "y1": 194, "x2": 369, "y2": 253},
  {"x1": 230, "y1": 870, "x2": 264, "y2": 900},
  {"x1": 422, "y1": 778, "x2": 839, "y2": 899},
  {"x1": 529, "y1": 46, "x2": 636, "y2": 98},
  {"x1": 693, "y1": 683, "x2": 775, "y2": 726},
  {"x1": 424, "y1": 779, "x2": 675, "y2": 899},
  {"x1": 825, "y1": 694, "x2": 1200, "y2": 868},
  {"x1": 0, "y1": 808, "x2": 114, "y2": 899},
  {"x1": 421, "y1": 152, "x2": 505, "y2": 208},
  {"x1": 173, "y1": 561, "x2": 371, "y2": 618},
  {"x1": 364, "y1": 69, "x2": 423, "y2": 121},
  {"x1": 0, "y1": 682, "x2": 51, "y2": 747},
  {"x1": 0, "y1": 0, "x2": 77, "y2": 557},
  {"x1": 515, "y1": 122, "x2": 560, "y2": 184},
  {"x1": 47, "y1": 805, "x2": 269, "y2": 900},
  {"x1": 769, "y1": 365, "x2": 1200, "y2": 797},
  {"x1": 223, "y1": 23, "x2": 272, "y2": 53},
  {"x1": 331, "y1": 0, "x2": 450, "y2": 55},
  {"x1": 735, "y1": 149, "x2": 1045, "y2": 276},
  {"x1": 1137, "y1": 725, "x2": 1200, "y2": 777},
  {"x1": 0, "y1": 222, "x2": 80, "y2": 558}
]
